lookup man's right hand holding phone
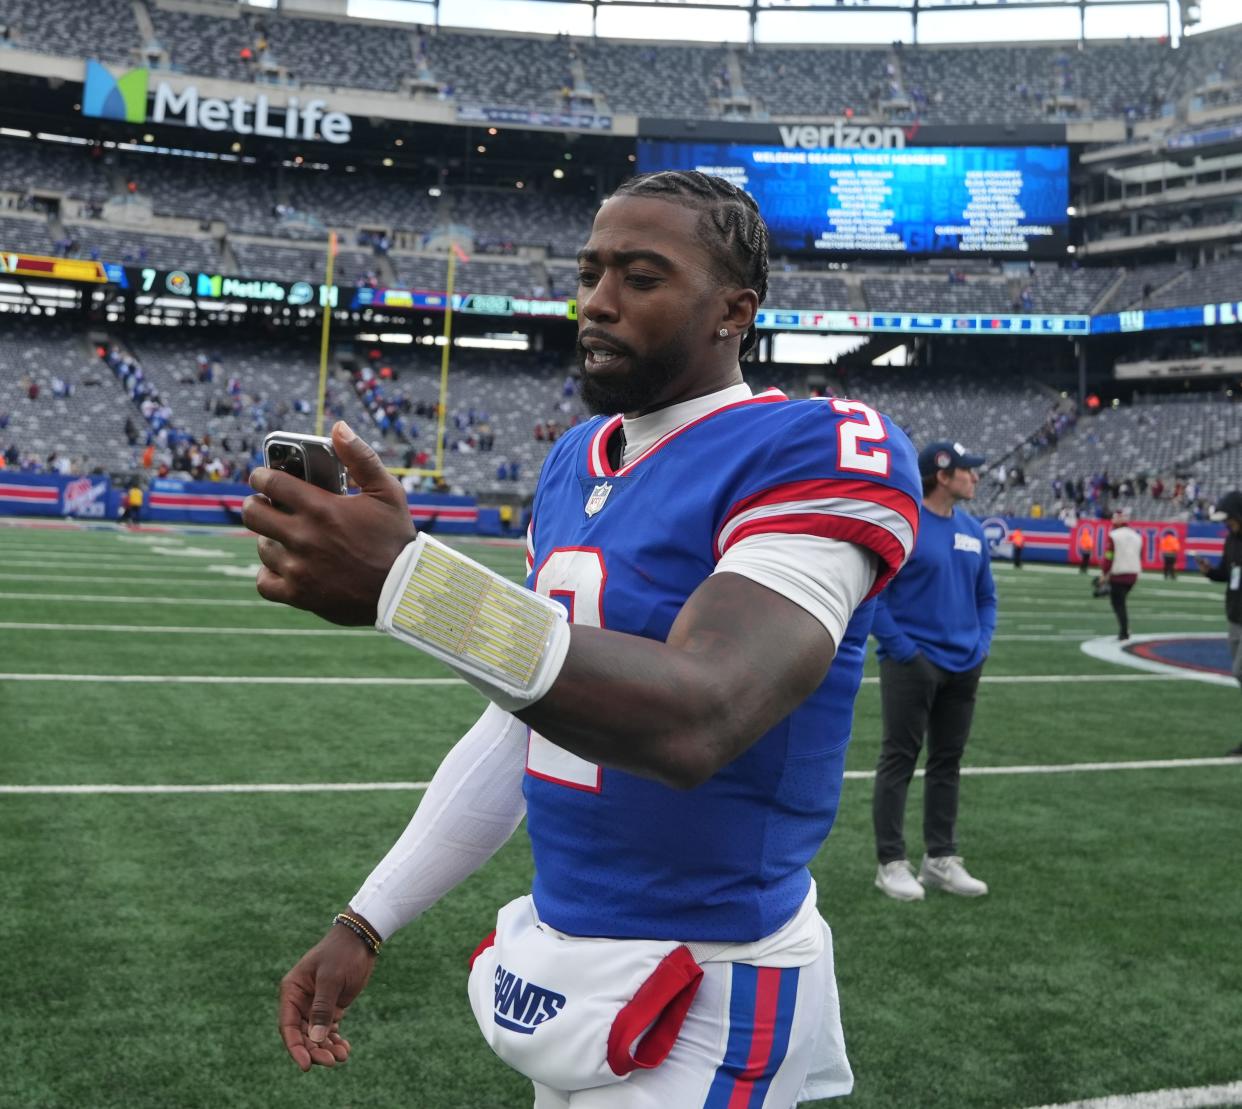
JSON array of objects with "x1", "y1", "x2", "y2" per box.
[{"x1": 243, "y1": 421, "x2": 417, "y2": 625}]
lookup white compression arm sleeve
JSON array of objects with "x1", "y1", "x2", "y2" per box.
[{"x1": 349, "y1": 702, "x2": 529, "y2": 940}]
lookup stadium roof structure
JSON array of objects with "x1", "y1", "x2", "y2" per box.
[{"x1": 398, "y1": 0, "x2": 1198, "y2": 44}]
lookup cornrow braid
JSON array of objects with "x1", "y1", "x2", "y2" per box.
[{"x1": 609, "y1": 171, "x2": 769, "y2": 360}]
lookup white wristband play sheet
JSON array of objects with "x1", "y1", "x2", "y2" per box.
[{"x1": 377, "y1": 534, "x2": 570, "y2": 711}]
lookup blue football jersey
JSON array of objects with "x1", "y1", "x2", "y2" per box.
[{"x1": 522, "y1": 389, "x2": 920, "y2": 942}]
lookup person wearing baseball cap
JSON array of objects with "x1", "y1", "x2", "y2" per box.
[
  {"x1": 1197, "y1": 490, "x2": 1242, "y2": 755},
  {"x1": 870, "y1": 440, "x2": 997, "y2": 901},
  {"x1": 1101, "y1": 508, "x2": 1143, "y2": 641}
]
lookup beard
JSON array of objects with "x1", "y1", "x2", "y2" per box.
[{"x1": 576, "y1": 330, "x2": 694, "y2": 416}]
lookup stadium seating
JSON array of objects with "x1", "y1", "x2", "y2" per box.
[
  {"x1": 64, "y1": 222, "x2": 220, "y2": 271},
  {"x1": 863, "y1": 275, "x2": 1013, "y2": 314},
  {"x1": 0, "y1": 323, "x2": 138, "y2": 474},
  {"x1": 985, "y1": 396, "x2": 1242, "y2": 519},
  {"x1": 0, "y1": 0, "x2": 137, "y2": 66},
  {"x1": 841, "y1": 365, "x2": 1062, "y2": 469},
  {"x1": 1143, "y1": 256, "x2": 1242, "y2": 309},
  {"x1": 0, "y1": 213, "x2": 60, "y2": 257}
]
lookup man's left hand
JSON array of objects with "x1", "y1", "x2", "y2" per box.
[{"x1": 243, "y1": 421, "x2": 417, "y2": 625}]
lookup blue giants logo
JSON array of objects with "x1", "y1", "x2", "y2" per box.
[{"x1": 493, "y1": 964, "x2": 566, "y2": 1034}]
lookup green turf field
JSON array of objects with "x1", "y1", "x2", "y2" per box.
[{"x1": 2, "y1": 519, "x2": 1239, "y2": 1109}]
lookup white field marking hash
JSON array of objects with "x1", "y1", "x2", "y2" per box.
[{"x1": 4, "y1": 757, "x2": 1240, "y2": 796}]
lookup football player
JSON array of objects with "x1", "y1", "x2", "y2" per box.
[{"x1": 243, "y1": 171, "x2": 921, "y2": 1106}]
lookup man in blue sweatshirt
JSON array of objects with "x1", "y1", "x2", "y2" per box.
[{"x1": 870, "y1": 440, "x2": 998, "y2": 901}]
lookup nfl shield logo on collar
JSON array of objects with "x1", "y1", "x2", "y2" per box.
[{"x1": 585, "y1": 481, "x2": 612, "y2": 517}]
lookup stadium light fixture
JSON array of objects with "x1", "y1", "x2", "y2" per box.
[
  {"x1": 477, "y1": 145, "x2": 487, "y2": 153},
  {"x1": 628, "y1": 153, "x2": 636, "y2": 162},
  {"x1": 563, "y1": 152, "x2": 573, "y2": 160},
  {"x1": 143, "y1": 133, "x2": 154, "y2": 143},
  {"x1": 231, "y1": 141, "x2": 242, "y2": 152},
  {"x1": 1067, "y1": 205, "x2": 1077, "y2": 216},
  {"x1": 553, "y1": 168, "x2": 565, "y2": 179},
  {"x1": 487, "y1": 127, "x2": 498, "y2": 136},
  {"x1": 428, "y1": 187, "x2": 442, "y2": 197},
  {"x1": 516, "y1": 180, "x2": 524, "y2": 188},
  {"x1": 383, "y1": 157, "x2": 394, "y2": 166},
  {"x1": 0, "y1": 127, "x2": 31, "y2": 138},
  {"x1": 395, "y1": 138, "x2": 404, "y2": 146}
]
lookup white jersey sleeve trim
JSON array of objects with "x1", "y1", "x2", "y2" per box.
[
  {"x1": 714, "y1": 533, "x2": 878, "y2": 649},
  {"x1": 350, "y1": 702, "x2": 528, "y2": 939}
]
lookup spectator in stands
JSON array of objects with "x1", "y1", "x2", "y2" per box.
[
  {"x1": 1101, "y1": 510, "x2": 1143, "y2": 641},
  {"x1": 872, "y1": 441, "x2": 995, "y2": 902},
  {"x1": 1196, "y1": 491, "x2": 1242, "y2": 755}
]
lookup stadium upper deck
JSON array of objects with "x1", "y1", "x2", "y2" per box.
[{"x1": 0, "y1": 0, "x2": 1236, "y2": 126}]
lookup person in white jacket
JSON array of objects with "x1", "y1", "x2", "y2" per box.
[{"x1": 1101, "y1": 509, "x2": 1143, "y2": 640}]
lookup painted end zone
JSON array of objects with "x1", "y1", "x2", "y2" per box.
[{"x1": 1080, "y1": 633, "x2": 1236, "y2": 687}]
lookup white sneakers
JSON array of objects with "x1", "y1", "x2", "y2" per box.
[
  {"x1": 875, "y1": 860, "x2": 925, "y2": 901},
  {"x1": 875, "y1": 856, "x2": 989, "y2": 900},
  {"x1": 918, "y1": 855, "x2": 989, "y2": 897}
]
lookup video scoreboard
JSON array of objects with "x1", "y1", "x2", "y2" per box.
[{"x1": 637, "y1": 140, "x2": 1069, "y2": 258}]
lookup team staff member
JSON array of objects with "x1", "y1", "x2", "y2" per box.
[
  {"x1": 1101, "y1": 509, "x2": 1143, "y2": 641},
  {"x1": 1160, "y1": 530, "x2": 1181, "y2": 580},
  {"x1": 243, "y1": 172, "x2": 922, "y2": 1105},
  {"x1": 870, "y1": 441, "x2": 997, "y2": 902},
  {"x1": 1077, "y1": 526, "x2": 1094, "y2": 572},
  {"x1": 1196, "y1": 490, "x2": 1242, "y2": 756},
  {"x1": 1010, "y1": 527, "x2": 1025, "y2": 569}
]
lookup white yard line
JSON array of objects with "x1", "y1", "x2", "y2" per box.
[
  {"x1": 1023, "y1": 1079, "x2": 1242, "y2": 1109},
  {"x1": 0, "y1": 673, "x2": 462, "y2": 685},
  {"x1": 0, "y1": 574, "x2": 257, "y2": 586},
  {"x1": 0, "y1": 592, "x2": 272, "y2": 607},
  {"x1": 4, "y1": 756, "x2": 1238, "y2": 795},
  {"x1": 0, "y1": 671, "x2": 1222, "y2": 686},
  {"x1": 0, "y1": 622, "x2": 372, "y2": 636}
]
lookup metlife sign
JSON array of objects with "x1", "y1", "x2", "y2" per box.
[{"x1": 81, "y1": 59, "x2": 352, "y2": 144}]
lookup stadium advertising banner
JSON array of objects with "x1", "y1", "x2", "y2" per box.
[
  {"x1": 756, "y1": 309, "x2": 1088, "y2": 335},
  {"x1": 351, "y1": 288, "x2": 576, "y2": 319},
  {"x1": 0, "y1": 474, "x2": 117, "y2": 519},
  {"x1": 637, "y1": 139, "x2": 1070, "y2": 257},
  {"x1": 982, "y1": 516, "x2": 1226, "y2": 570},
  {"x1": 1091, "y1": 301, "x2": 1242, "y2": 334},
  {"x1": 81, "y1": 59, "x2": 353, "y2": 144},
  {"x1": 129, "y1": 267, "x2": 340, "y2": 308}
]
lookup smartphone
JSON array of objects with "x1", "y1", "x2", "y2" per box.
[{"x1": 262, "y1": 431, "x2": 348, "y2": 495}]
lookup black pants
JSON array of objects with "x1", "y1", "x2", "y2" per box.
[
  {"x1": 873, "y1": 655, "x2": 983, "y2": 864},
  {"x1": 1110, "y1": 580, "x2": 1134, "y2": 638},
  {"x1": 1080, "y1": 552, "x2": 1091, "y2": 572},
  {"x1": 1163, "y1": 554, "x2": 1176, "y2": 580}
]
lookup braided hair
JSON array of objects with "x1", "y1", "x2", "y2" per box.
[{"x1": 608, "y1": 171, "x2": 769, "y2": 359}]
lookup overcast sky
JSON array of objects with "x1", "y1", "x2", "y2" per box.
[{"x1": 344, "y1": 0, "x2": 1238, "y2": 45}]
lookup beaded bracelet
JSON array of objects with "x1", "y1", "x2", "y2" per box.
[{"x1": 333, "y1": 912, "x2": 382, "y2": 955}]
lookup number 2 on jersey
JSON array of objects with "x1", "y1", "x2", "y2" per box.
[
  {"x1": 830, "y1": 399, "x2": 891, "y2": 477},
  {"x1": 526, "y1": 547, "x2": 606, "y2": 791}
]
